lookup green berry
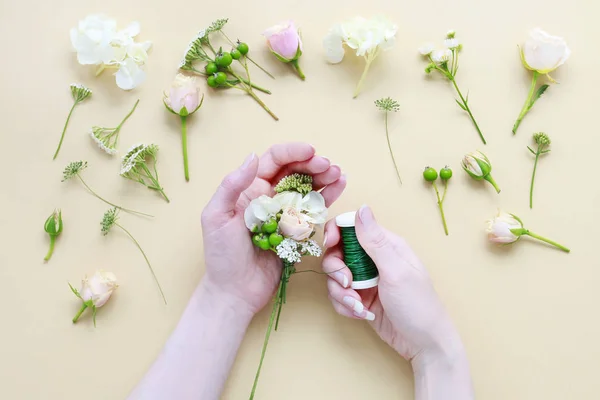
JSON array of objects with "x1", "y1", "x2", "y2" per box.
[
  {"x1": 237, "y1": 42, "x2": 249, "y2": 55},
  {"x1": 440, "y1": 167, "x2": 453, "y2": 180},
  {"x1": 205, "y1": 62, "x2": 218, "y2": 74},
  {"x1": 262, "y1": 219, "x2": 278, "y2": 234},
  {"x1": 207, "y1": 75, "x2": 218, "y2": 88},
  {"x1": 214, "y1": 72, "x2": 227, "y2": 85},
  {"x1": 230, "y1": 49, "x2": 241, "y2": 60},
  {"x1": 216, "y1": 52, "x2": 233, "y2": 67},
  {"x1": 252, "y1": 234, "x2": 262, "y2": 246},
  {"x1": 269, "y1": 233, "x2": 284, "y2": 247},
  {"x1": 258, "y1": 236, "x2": 271, "y2": 250},
  {"x1": 423, "y1": 167, "x2": 438, "y2": 182}
]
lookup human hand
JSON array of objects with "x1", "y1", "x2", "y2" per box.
[
  {"x1": 201, "y1": 143, "x2": 347, "y2": 316},
  {"x1": 322, "y1": 206, "x2": 466, "y2": 365}
]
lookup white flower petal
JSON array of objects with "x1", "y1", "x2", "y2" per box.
[
  {"x1": 323, "y1": 32, "x2": 345, "y2": 63},
  {"x1": 114, "y1": 58, "x2": 146, "y2": 90}
]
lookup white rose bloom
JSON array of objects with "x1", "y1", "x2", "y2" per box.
[
  {"x1": 79, "y1": 270, "x2": 118, "y2": 308},
  {"x1": 244, "y1": 195, "x2": 281, "y2": 231},
  {"x1": 486, "y1": 212, "x2": 523, "y2": 244},
  {"x1": 70, "y1": 14, "x2": 118, "y2": 65},
  {"x1": 521, "y1": 28, "x2": 570, "y2": 75}
]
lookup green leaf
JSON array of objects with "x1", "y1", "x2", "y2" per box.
[
  {"x1": 455, "y1": 99, "x2": 467, "y2": 111},
  {"x1": 529, "y1": 84, "x2": 549, "y2": 108},
  {"x1": 527, "y1": 146, "x2": 536, "y2": 155},
  {"x1": 541, "y1": 149, "x2": 551, "y2": 154},
  {"x1": 68, "y1": 283, "x2": 82, "y2": 299},
  {"x1": 465, "y1": 91, "x2": 469, "y2": 104}
]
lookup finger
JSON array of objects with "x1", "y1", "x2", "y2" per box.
[
  {"x1": 270, "y1": 156, "x2": 331, "y2": 184},
  {"x1": 257, "y1": 143, "x2": 315, "y2": 181},
  {"x1": 312, "y1": 164, "x2": 342, "y2": 190},
  {"x1": 322, "y1": 248, "x2": 351, "y2": 288},
  {"x1": 323, "y1": 219, "x2": 341, "y2": 249},
  {"x1": 328, "y1": 296, "x2": 362, "y2": 319},
  {"x1": 327, "y1": 279, "x2": 375, "y2": 321},
  {"x1": 319, "y1": 174, "x2": 347, "y2": 207},
  {"x1": 354, "y1": 205, "x2": 399, "y2": 273},
  {"x1": 202, "y1": 153, "x2": 259, "y2": 221}
]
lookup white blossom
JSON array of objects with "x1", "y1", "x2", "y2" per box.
[{"x1": 276, "y1": 238, "x2": 302, "y2": 264}]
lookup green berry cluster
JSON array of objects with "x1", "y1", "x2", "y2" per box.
[
  {"x1": 252, "y1": 216, "x2": 284, "y2": 250},
  {"x1": 423, "y1": 166, "x2": 453, "y2": 182},
  {"x1": 204, "y1": 42, "x2": 250, "y2": 88}
]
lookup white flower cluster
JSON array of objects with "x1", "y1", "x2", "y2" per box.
[
  {"x1": 276, "y1": 238, "x2": 303, "y2": 264},
  {"x1": 419, "y1": 30, "x2": 461, "y2": 63},
  {"x1": 89, "y1": 127, "x2": 118, "y2": 155},
  {"x1": 120, "y1": 143, "x2": 148, "y2": 175},
  {"x1": 300, "y1": 240, "x2": 322, "y2": 257},
  {"x1": 70, "y1": 14, "x2": 152, "y2": 90}
]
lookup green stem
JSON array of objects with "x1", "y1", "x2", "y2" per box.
[
  {"x1": 140, "y1": 164, "x2": 170, "y2": 203},
  {"x1": 513, "y1": 71, "x2": 539, "y2": 135},
  {"x1": 115, "y1": 99, "x2": 140, "y2": 130},
  {"x1": 77, "y1": 175, "x2": 153, "y2": 218},
  {"x1": 230, "y1": 71, "x2": 279, "y2": 121},
  {"x1": 219, "y1": 30, "x2": 275, "y2": 80},
  {"x1": 290, "y1": 59, "x2": 305, "y2": 80},
  {"x1": 524, "y1": 230, "x2": 570, "y2": 253},
  {"x1": 530, "y1": 149, "x2": 540, "y2": 208},
  {"x1": 72, "y1": 303, "x2": 88, "y2": 323},
  {"x1": 180, "y1": 116, "x2": 189, "y2": 181},
  {"x1": 116, "y1": 223, "x2": 167, "y2": 304},
  {"x1": 451, "y1": 78, "x2": 486, "y2": 145},
  {"x1": 484, "y1": 174, "x2": 501, "y2": 194},
  {"x1": 432, "y1": 182, "x2": 449, "y2": 236},
  {"x1": 353, "y1": 56, "x2": 375, "y2": 99},
  {"x1": 191, "y1": 68, "x2": 271, "y2": 94},
  {"x1": 384, "y1": 112, "x2": 402, "y2": 185},
  {"x1": 53, "y1": 102, "x2": 77, "y2": 160},
  {"x1": 44, "y1": 235, "x2": 56, "y2": 261}
]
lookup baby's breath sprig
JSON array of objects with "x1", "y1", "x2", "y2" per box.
[
  {"x1": 375, "y1": 97, "x2": 402, "y2": 185},
  {"x1": 120, "y1": 143, "x2": 170, "y2": 203},
  {"x1": 89, "y1": 99, "x2": 140, "y2": 155},
  {"x1": 274, "y1": 173, "x2": 313, "y2": 195},
  {"x1": 100, "y1": 208, "x2": 166, "y2": 304},
  {"x1": 53, "y1": 83, "x2": 92, "y2": 160},
  {"x1": 419, "y1": 31, "x2": 486, "y2": 144},
  {"x1": 62, "y1": 161, "x2": 152, "y2": 217},
  {"x1": 179, "y1": 18, "x2": 278, "y2": 120},
  {"x1": 528, "y1": 132, "x2": 552, "y2": 208}
]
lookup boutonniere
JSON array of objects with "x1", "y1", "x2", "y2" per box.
[
  {"x1": 179, "y1": 19, "x2": 277, "y2": 120},
  {"x1": 419, "y1": 30, "x2": 487, "y2": 144},
  {"x1": 244, "y1": 174, "x2": 327, "y2": 398},
  {"x1": 263, "y1": 21, "x2": 305, "y2": 80},
  {"x1": 512, "y1": 29, "x2": 570, "y2": 134},
  {"x1": 53, "y1": 84, "x2": 91, "y2": 160},
  {"x1": 324, "y1": 16, "x2": 397, "y2": 98}
]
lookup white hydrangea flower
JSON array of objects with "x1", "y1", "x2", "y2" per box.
[
  {"x1": 276, "y1": 238, "x2": 302, "y2": 264},
  {"x1": 115, "y1": 58, "x2": 146, "y2": 90}
]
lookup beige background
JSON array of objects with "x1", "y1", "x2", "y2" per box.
[{"x1": 1, "y1": 0, "x2": 598, "y2": 398}]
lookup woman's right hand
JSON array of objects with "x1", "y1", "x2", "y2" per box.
[{"x1": 323, "y1": 206, "x2": 473, "y2": 399}]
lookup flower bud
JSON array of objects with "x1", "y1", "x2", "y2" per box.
[
  {"x1": 461, "y1": 151, "x2": 492, "y2": 179},
  {"x1": 533, "y1": 132, "x2": 551, "y2": 146},
  {"x1": 80, "y1": 270, "x2": 118, "y2": 308},
  {"x1": 163, "y1": 74, "x2": 203, "y2": 117},
  {"x1": 486, "y1": 212, "x2": 524, "y2": 244},
  {"x1": 44, "y1": 209, "x2": 63, "y2": 237},
  {"x1": 263, "y1": 21, "x2": 303, "y2": 62}
]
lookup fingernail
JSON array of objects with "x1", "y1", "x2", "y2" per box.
[
  {"x1": 241, "y1": 153, "x2": 255, "y2": 169},
  {"x1": 358, "y1": 205, "x2": 375, "y2": 226},
  {"x1": 343, "y1": 296, "x2": 363, "y2": 313},
  {"x1": 364, "y1": 311, "x2": 375, "y2": 321},
  {"x1": 322, "y1": 156, "x2": 331, "y2": 164},
  {"x1": 323, "y1": 233, "x2": 328, "y2": 248},
  {"x1": 334, "y1": 272, "x2": 348, "y2": 288}
]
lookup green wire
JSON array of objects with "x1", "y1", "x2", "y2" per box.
[{"x1": 340, "y1": 226, "x2": 379, "y2": 282}]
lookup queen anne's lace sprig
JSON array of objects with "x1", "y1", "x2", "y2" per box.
[
  {"x1": 89, "y1": 99, "x2": 140, "y2": 155},
  {"x1": 53, "y1": 84, "x2": 92, "y2": 160},
  {"x1": 120, "y1": 143, "x2": 170, "y2": 203},
  {"x1": 276, "y1": 238, "x2": 303, "y2": 264}
]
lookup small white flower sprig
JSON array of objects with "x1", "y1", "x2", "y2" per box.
[
  {"x1": 244, "y1": 173, "x2": 327, "y2": 398},
  {"x1": 62, "y1": 161, "x2": 152, "y2": 217},
  {"x1": 90, "y1": 99, "x2": 140, "y2": 155},
  {"x1": 375, "y1": 97, "x2": 402, "y2": 185},
  {"x1": 70, "y1": 14, "x2": 152, "y2": 90},
  {"x1": 101, "y1": 208, "x2": 166, "y2": 304},
  {"x1": 69, "y1": 270, "x2": 118, "y2": 326},
  {"x1": 323, "y1": 16, "x2": 397, "y2": 98},
  {"x1": 420, "y1": 30, "x2": 487, "y2": 144},
  {"x1": 528, "y1": 132, "x2": 552, "y2": 208},
  {"x1": 179, "y1": 18, "x2": 278, "y2": 120},
  {"x1": 120, "y1": 144, "x2": 170, "y2": 203},
  {"x1": 53, "y1": 84, "x2": 92, "y2": 160},
  {"x1": 512, "y1": 28, "x2": 570, "y2": 134},
  {"x1": 487, "y1": 211, "x2": 570, "y2": 253}
]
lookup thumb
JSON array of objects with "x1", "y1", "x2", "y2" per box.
[
  {"x1": 355, "y1": 205, "x2": 398, "y2": 275},
  {"x1": 204, "y1": 153, "x2": 258, "y2": 219}
]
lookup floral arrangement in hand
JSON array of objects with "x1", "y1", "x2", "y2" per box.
[
  {"x1": 263, "y1": 21, "x2": 305, "y2": 79},
  {"x1": 419, "y1": 30, "x2": 487, "y2": 144},
  {"x1": 512, "y1": 28, "x2": 570, "y2": 134},
  {"x1": 71, "y1": 14, "x2": 152, "y2": 90},
  {"x1": 324, "y1": 16, "x2": 397, "y2": 98},
  {"x1": 179, "y1": 18, "x2": 278, "y2": 120},
  {"x1": 244, "y1": 173, "x2": 327, "y2": 398}
]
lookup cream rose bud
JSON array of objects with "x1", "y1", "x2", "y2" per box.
[
  {"x1": 263, "y1": 21, "x2": 302, "y2": 61},
  {"x1": 279, "y1": 207, "x2": 313, "y2": 241},
  {"x1": 521, "y1": 28, "x2": 570, "y2": 74},
  {"x1": 164, "y1": 74, "x2": 202, "y2": 116},
  {"x1": 461, "y1": 151, "x2": 491, "y2": 179},
  {"x1": 486, "y1": 212, "x2": 524, "y2": 244},
  {"x1": 79, "y1": 270, "x2": 118, "y2": 307}
]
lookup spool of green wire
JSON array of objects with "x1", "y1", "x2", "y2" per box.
[{"x1": 336, "y1": 211, "x2": 379, "y2": 290}]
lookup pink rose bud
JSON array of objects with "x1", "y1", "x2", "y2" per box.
[
  {"x1": 263, "y1": 21, "x2": 305, "y2": 80},
  {"x1": 163, "y1": 74, "x2": 202, "y2": 116}
]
